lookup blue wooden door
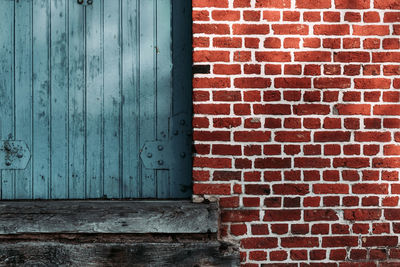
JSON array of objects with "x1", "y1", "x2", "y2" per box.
[{"x1": 0, "y1": 0, "x2": 192, "y2": 199}]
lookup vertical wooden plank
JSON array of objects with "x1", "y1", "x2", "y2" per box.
[
  {"x1": 68, "y1": 0, "x2": 86, "y2": 199},
  {"x1": 50, "y1": 0, "x2": 68, "y2": 199},
  {"x1": 121, "y1": 0, "x2": 140, "y2": 198},
  {"x1": 139, "y1": 0, "x2": 157, "y2": 198},
  {"x1": 170, "y1": 0, "x2": 193, "y2": 198},
  {"x1": 32, "y1": 0, "x2": 51, "y2": 199},
  {"x1": 156, "y1": 0, "x2": 172, "y2": 198},
  {"x1": 0, "y1": 0, "x2": 15, "y2": 199},
  {"x1": 103, "y1": 0, "x2": 121, "y2": 198},
  {"x1": 14, "y1": 0, "x2": 33, "y2": 199},
  {"x1": 86, "y1": 0, "x2": 104, "y2": 198}
]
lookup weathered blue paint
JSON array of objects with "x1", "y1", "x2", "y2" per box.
[{"x1": 0, "y1": 0, "x2": 192, "y2": 199}]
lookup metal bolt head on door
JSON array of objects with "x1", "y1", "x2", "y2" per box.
[{"x1": 77, "y1": 0, "x2": 93, "y2": 6}]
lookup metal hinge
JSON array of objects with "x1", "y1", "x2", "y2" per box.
[
  {"x1": 140, "y1": 113, "x2": 191, "y2": 170},
  {"x1": 0, "y1": 141, "x2": 30, "y2": 170}
]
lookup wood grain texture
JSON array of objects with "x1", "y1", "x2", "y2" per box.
[
  {"x1": 0, "y1": 241, "x2": 239, "y2": 267},
  {"x1": 0, "y1": 201, "x2": 218, "y2": 234},
  {"x1": 0, "y1": 0, "x2": 192, "y2": 200}
]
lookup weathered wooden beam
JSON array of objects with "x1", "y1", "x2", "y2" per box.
[
  {"x1": 0, "y1": 201, "x2": 219, "y2": 234},
  {"x1": 0, "y1": 241, "x2": 239, "y2": 266}
]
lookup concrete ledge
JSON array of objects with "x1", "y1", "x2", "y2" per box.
[{"x1": 0, "y1": 200, "x2": 219, "y2": 234}]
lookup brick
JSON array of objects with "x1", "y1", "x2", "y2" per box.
[
  {"x1": 350, "y1": 249, "x2": 367, "y2": 260},
  {"x1": 314, "y1": 78, "x2": 351, "y2": 89},
  {"x1": 333, "y1": 158, "x2": 370, "y2": 168},
  {"x1": 353, "y1": 25, "x2": 390, "y2": 36},
  {"x1": 272, "y1": 24, "x2": 309, "y2": 35},
  {"x1": 374, "y1": 105, "x2": 400, "y2": 115},
  {"x1": 244, "y1": 11, "x2": 261, "y2": 21},
  {"x1": 345, "y1": 12, "x2": 361, "y2": 22},
  {"x1": 255, "y1": 0, "x2": 291, "y2": 8},
  {"x1": 296, "y1": 0, "x2": 331, "y2": 8},
  {"x1": 213, "y1": 37, "x2": 242, "y2": 48},
  {"x1": 193, "y1": 130, "x2": 231, "y2": 141},
  {"x1": 354, "y1": 78, "x2": 392, "y2": 89},
  {"x1": 344, "y1": 209, "x2": 382, "y2": 221},
  {"x1": 264, "y1": 210, "x2": 301, "y2": 221},
  {"x1": 275, "y1": 78, "x2": 312, "y2": 88},
  {"x1": 213, "y1": 118, "x2": 241, "y2": 128},
  {"x1": 264, "y1": 37, "x2": 281, "y2": 48},
  {"x1": 249, "y1": 250, "x2": 266, "y2": 260},
  {"x1": 193, "y1": 11, "x2": 209, "y2": 22},
  {"x1": 314, "y1": 131, "x2": 351, "y2": 142},
  {"x1": 213, "y1": 91, "x2": 241, "y2": 102},
  {"x1": 241, "y1": 237, "x2": 278, "y2": 249},
  {"x1": 212, "y1": 145, "x2": 241, "y2": 156},
  {"x1": 193, "y1": 51, "x2": 230, "y2": 62},
  {"x1": 314, "y1": 24, "x2": 350, "y2": 35},
  {"x1": 373, "y1": 52, "x2": 400, "y2": 62},
  {"x1": 334, "y1": 52, "x2": 370, "y2": 62},
  {"x1": 364, "y1": 11, "x2": 381, "y2": 22},
  {"x1": 256, "y1": 52, "x2": 291, "y2": 62},
  {"x1": 234, "y1": 78, "x2": 271, "y2": 88},
  {"x1": 384, "y1": 12, "x2": 400, "y2": 22},
  {"x1": 275, "y1": 131, "x2": 311, "y2": 142},
  {"x1": 193, "y1": 78, "x2": 231, "y2": 88},
  {"x1": 233, "y1": 0, "x2": 251, "y2": 7},
  {"x1": 193, "y1": 24, "x2": 230, "y2": 35},
  {"x1": 323, "y1": 38, "x2": 341, "y2": 49},
  {"x1": 330, "y1": 249, "x2": 347, "y2": 260},
  {"x1": 313, "y1": 184, "x2": 349, "y2": 194},
  {"x1": 233, "y1": 24, "x2": 269, "y2": 35},
  {"x1": 305, "y1": 209, "x2": 339, "y2": 221},
  {"x1": 283, "y1": 11, "x2": 300, "y2": 21},
  {"x1": 281, "y1": 237, "x2": 319, "y2": 248},
  {"x1": 270, "y1": 251, "x2": 288, "y2": 261},
  {"x1": 245, "y1": 184, "x2": 271, "y2": 195},
  {"x1": 332, "y1": 224, "x2": 350, "y2": 235},
  {"x1": 212, "y1": 11, "x2": 240, "y2": 21},
  {"x1": 273, "y1": 184, "x2": 309, "y2": 195},
  {"x1": 322, "y1": 236, "x2": 358, "y2": 247},
  {"x1": 304, "y1": 12, "x2": 321, "y2": 22},
  {"x1": 193, "y1": 0, "x2": 229, "y2": 7},
  {"x1": 294, "y1": 51, "x2": 331, "y2": 62},
  {"x1": 375, "y1": 0, "x2": 400, "y2": 9},
  {"x1": 193, "y1": 183, "x2": 231, "y2": 195},
  {"x1": 310, "y1": 249, "x2": 326, "y2": 260},
  {"x1": 234, "y1": 131, "x2": 271, "y2": 142},
  {"x1": 294, "y1": 158, "x2": 330, "y2": 168},
  {"x1": 254, "y1": 104, "x2": 291, "y2": 115},
  {"x1": 263, "y1": 11, "x2": 281, "y2": 21},
  {"x1": 193, "y1": 157, "x2": 231, "y2": 168},
  {"x1": 324, "y1": 12, "x2": 341, "y2": 22},
  {"x1": 335, "y1": 0, "x2": 370, "y2": 9},
  {"x1": 353, "y1": 184, "x2": 389, "y2": 194},
  {"x1": 293, "y1": 104, "x2": 330, "y2": 115},
  {"x1": 221, "y1": 210, "x2": 259, "y2": 222},
  {"x1": 383, "y1": 38, "x2": 400, "y2": 49},
  {"x1": 362, "y1": 236, "x2": 398, "y2": 247},
  {"x1": 255, "y1": 158, "x2": 291, "y2": 169}
]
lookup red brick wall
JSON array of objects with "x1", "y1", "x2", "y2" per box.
[{"x1": 192, "y1": 0, "x2": 400, "y2": 265}]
